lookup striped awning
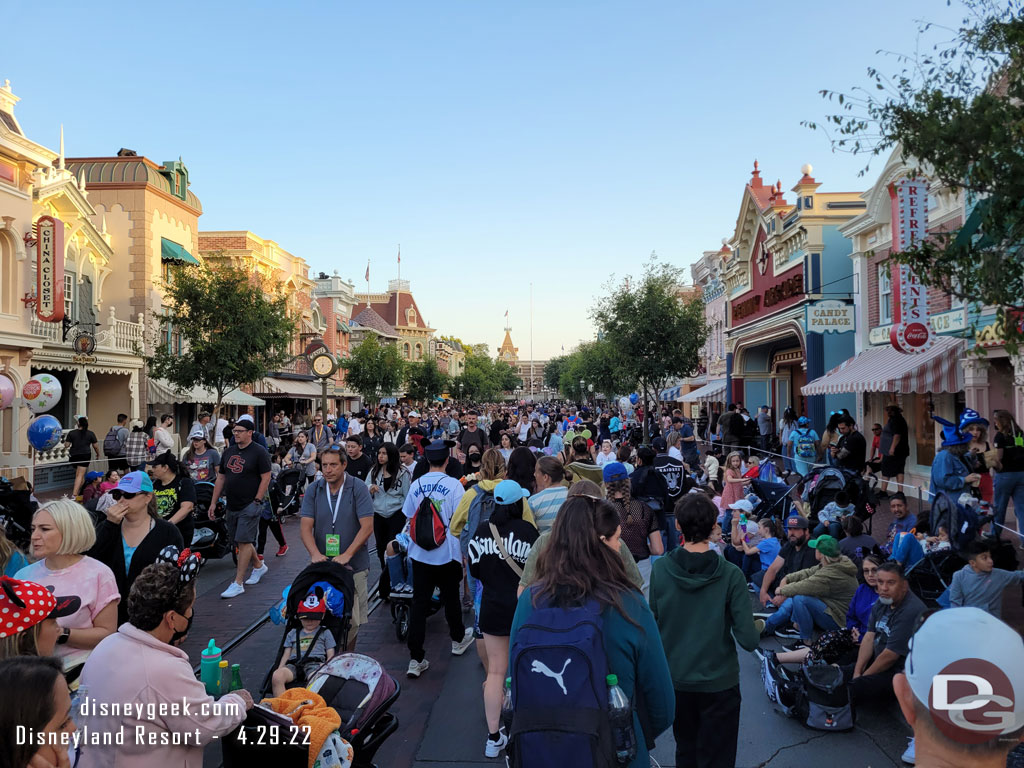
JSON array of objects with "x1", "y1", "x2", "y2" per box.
[
  {"x1": 680, "y1": 379, "x2": 726, "y2": 403},
  {"x1": 802, "y1": 336, "x2": 966, "y2": 396},
  {"x1": 659, "y1": 385, "x2": 682, "y2": 401}
]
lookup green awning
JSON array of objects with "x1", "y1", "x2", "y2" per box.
[{"x1": 161, "y1": 237, "x2": 200, "y2": 266}]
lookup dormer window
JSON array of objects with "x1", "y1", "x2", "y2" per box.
[
  {"x1": 803, "y1": 196, "x2": 813, "y2": 210},
  {"x1": 407, "y1": 308, "x2": 416, "y2": 325}
]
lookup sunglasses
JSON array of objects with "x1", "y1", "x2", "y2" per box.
[{"x1": 111, "y1": 490, "x2": 139, "y2": 500}]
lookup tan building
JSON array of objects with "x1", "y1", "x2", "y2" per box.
[
  {"x1": 496, "y1": 327, "x2": 545, "y2": 398},
  {"x1": 355, "y1": 279, "x2": 435, "y2": 362},
  {"x1": 199, "y1": 231, "x2": 322, "y2": 414},
  {"x1": 1, "y1": 81, "x2": 145, "y2": 484},
  {"x1": 66, "y1": 148, "x2": 203, "y2": 412}
]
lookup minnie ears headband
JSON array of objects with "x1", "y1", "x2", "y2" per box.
[{"x1": 156, "y1": 546, "x2": 203, "y2": 587}]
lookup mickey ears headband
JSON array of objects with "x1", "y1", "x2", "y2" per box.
[{"x1": 157, "y1": 546, "x2": 202, "y2": 587}]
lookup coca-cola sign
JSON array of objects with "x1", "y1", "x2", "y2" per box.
[{"x1": 888, "y1": 178, "x2": 933, "y2": 354}]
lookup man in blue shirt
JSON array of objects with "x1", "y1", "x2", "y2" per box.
[{"x1": 884, "y1": 493, "x2": 916, "y2": 553}]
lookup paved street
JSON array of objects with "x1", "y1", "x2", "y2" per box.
[{"x1": 187, "y1": 517, "x2": 918, "y2": 768}]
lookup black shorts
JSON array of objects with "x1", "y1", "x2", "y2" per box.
[
  {"x1": 69, "y1": 453, "x2": 92, "y2": 467},
  {"x1": 881, "y1": 455, "x2": 906, "y2": 478}
]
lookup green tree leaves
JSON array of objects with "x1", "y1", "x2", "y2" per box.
[
  {"x1": 405, "y1": 357, "x2": 449, "y2": 402},
  {"x1": 145, "y1": 262, "x2": 294, "y2": 417},
  {"x1": 340, "y1": 335, "x2": 406, "y2": 407},
  {"x1": 452, "y1": 348, "x2": 522, "y2": 401}
]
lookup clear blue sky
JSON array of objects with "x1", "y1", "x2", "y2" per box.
[{"x1": 5, "y1": 0, "x2": 966, "y2": 360}]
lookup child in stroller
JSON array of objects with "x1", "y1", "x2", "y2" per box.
[
  {"x1": 271, "y1": 464, "x2": 305, "y2": 518},
  {"x1": 384, "y1": 530, "x2": 444, "y2": 642},
  {"x1": 271, "y1": 586, "x2": 337, "y2": 695}
]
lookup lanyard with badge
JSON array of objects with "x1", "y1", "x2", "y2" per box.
[{"x1": 325, "y1": 480, "x2": 344, "y2": 557}]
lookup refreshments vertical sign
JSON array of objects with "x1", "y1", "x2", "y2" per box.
[
  {"x1": 888, "y1": 178, "x2": 933, "y2": 354},
  {"x1": 35, "y1": 215, "x2": 65, "y2": 323}
]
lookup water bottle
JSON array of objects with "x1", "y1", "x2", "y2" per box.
[
  {"x1": 219, "y1": 660, "x2": 230, "y2": 696},
  {"x1": 606, "y1": 674, "x2": 636, "y2": 765},
  {"x1": 501, "y1": 677, "x2": 514, "y2": 734},
  {"x1": 230, "y1": 663, "x2": 244, "y2": 692},
  {"x1": 200, "y1": 638, "x2": 222, "y2": 695}
]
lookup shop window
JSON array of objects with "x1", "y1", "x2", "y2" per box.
[
  {"x1": 163, "y1": 261, "x2": 177, "y2": 286},
  {"x1": 64, "y1": 272, "x2": 75, "y2": 322},
  {"x1": 803, "y1": 196, "x2": 814, "y2": 210},
  {"x1": 161, "y1": 308, "x2": 181, "y2": 355},
  {"x1": 0, "y1": 234, "x2": 12, "y2": 315},
  {"x1": 878, "y1": 264, "x2": 892, "y2": 324}
]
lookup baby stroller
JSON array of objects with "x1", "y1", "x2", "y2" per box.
[
  {"x1": 0, "y1": 477, "x2": 36, "y2": 551},
  {"x1": 905, "y1": 547, "x2": 968, "y2": 607},
  {"x1": 386, "y1": 535, "x2": 444, "y2": 642},
  {"x1": 271, "y1": 466, "x2": 305, "y2": 518},
  {"x1": 260, "y1": 561, "x2": 355, "y2": 697},
  {"x1": 190, "y1": 481, "x2": 232, "y2": 561},
  {"x1": 802, "y1": 467, "x2": 877, "y2": 533},
  {"x1": 749, "y1": 478, "x2": 793, "y2": 521}
]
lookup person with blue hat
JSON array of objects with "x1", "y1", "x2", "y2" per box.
[
  {"x1": 929, "y1": 419, "x2": 981, "y2": 503},
  {"x1": 605, "y1": 462, "x2": 664, "y2": 597},
  {"x1": 466, "y1": 479, "x2": 539, "y2": 757},
  {"x1": 959, "y1": 408, "x2": 994, "y2": 503}
]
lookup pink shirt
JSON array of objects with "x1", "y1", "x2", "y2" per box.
[{"x1": 16, "y1": 555, "x2": 119, "y2": 667}]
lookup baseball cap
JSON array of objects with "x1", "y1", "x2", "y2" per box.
[
  {"x1": 602, "y1": 462, "x2": 629, "y2": 483},
  {"x1": 786, "y1": 514, "x2": 809, "y2": 530},
  {"x1": 117, "y1": 470, "x2": 154, "y2": 494},
  {"x1": 652, "y1": 437, "x2": 667, "y2": 451},
  {"x1": 905, "y1": 607, "x2": 1024, "y2": 742},
  {"x1": 808, "y1": 534, "x2": 840, "y2": 557},
  {"x1": 236, "y1": 414, "x2": 256, "y2": 430},
  {"x1": 728, "y1": 499, "x2": 755, "y2": 515},
  {"x1": 85, "y1": 470, "x2": 104, "y2": 483},
  {"x1": 188, "y1": 426, "x2": 207, "y2": 440},
  {"x1": 0, "y1": 577, "x2": 82, "y2": 639},
  {"x1": 423, "y1": 438, "x2": 455, "y2": 461},
  {"x1": 408, "y1": 410, "x2": 421, "y2": 418},
  {"x1": 494, "y1": 479, "x2": 530, "y2": 505},
  {"x1": 797, "y1": 416, "x2": 810, "y2": 426},
  {"x1": 296, "y1": 590, "x2": 326, "y2": 620}
]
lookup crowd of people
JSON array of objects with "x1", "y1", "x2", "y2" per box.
[{"x1": 1, "y1": 397, "x2": 1023, "y2": 768}]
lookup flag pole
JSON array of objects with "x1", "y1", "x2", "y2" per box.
[
  {"x1": 365, "y1": 260, "x2": 370, "y2": 308},
  {"x1": 530, "y1": 282, "x2": 534, "y2": 400},
  {"x1": 397, "y1": 244, "x2": 401, "y2": 281}
]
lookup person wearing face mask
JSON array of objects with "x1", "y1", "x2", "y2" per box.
[
  {"x1": 462, "y1": 446, "x2": 484, "y2": 487},
  {"x1": 78, "y1": 548, "x2": 253, "y2": 768}
]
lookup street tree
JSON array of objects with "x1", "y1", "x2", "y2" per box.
[
  {"x1": 146, "y1": 262, "x2": 294, "y2": 418},
  {"x1": 340, "y1": 335, "x2": 406, "y2": 409},
  {"x1": 807, "y1": 0, "x2": 1024, "y2": 350},
  {"x1": 558, "y1": 339, "x2": 631, "y2": 404},
  {"x1": 592, "y1": 260, "x2": 708, "y2": 443},
  {"x1": 544, "y1": 355, "x2": 569, "y2": 394},
  {"x1": 454, "y1": 347, "x2": 522, "y2": 401},
  {"x1": 405, "y1": 356, "x2": 449, "y2": 403}
]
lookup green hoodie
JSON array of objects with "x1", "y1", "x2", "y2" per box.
[{"x1": 649, "y1": 547, "x2": 760, "y2": 692}]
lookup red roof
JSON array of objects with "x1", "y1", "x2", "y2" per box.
[{"x1": 363, "y1": 290, "x2": 432, "y2": 331}]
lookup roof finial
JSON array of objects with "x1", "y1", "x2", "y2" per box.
[{"x1": 58, "y1": 124, "x2": 65, "y2": 170}]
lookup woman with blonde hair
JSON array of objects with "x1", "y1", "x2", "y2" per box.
[
  {"x1": 86, "y1": 472, "x2": 183, "y2": 625},
  {"x1": 15, "y1": 499, "x2": 119, "y2": 667}
]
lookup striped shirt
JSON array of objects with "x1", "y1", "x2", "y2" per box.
[{"x1": 531, "y1": 486, "x2": 568, "y2": 534}]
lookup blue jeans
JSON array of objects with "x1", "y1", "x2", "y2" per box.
[
  {"x1": 813, "y1": 521, "x2": 842, "y2": 539},
  {"x1": 993, "y1": 471, "x2": 1024, "y2": 533},
  {"x1": 764, "y1": 594, "x2": 839, "y2": 642}
]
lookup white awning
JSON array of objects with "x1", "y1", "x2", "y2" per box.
[
  {"x1": 254, "y1": 377, "x2": 325, "y2": 399},
  {"x1": 802, "y1": 336, "x2": 965, "y2": 396},
  {"x1": 147, "y1": 378, "x2": 265, "y2": 406},
  {"x1": 680, "y1": 379, "x2": 726, "y2": 402}
]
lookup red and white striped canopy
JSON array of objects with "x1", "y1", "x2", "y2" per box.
[{"x1": 802, "y1": 335, "x2": 965, "y2": 396}]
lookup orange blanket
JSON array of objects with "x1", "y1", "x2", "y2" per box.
[{"x1": 260, "y1": 688, "x2": 342, "y2": 768}]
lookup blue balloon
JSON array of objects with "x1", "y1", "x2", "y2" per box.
[
  {"x1": 28, "y1": 415, "x2": 62, "y2": 451},
  {"x1": 629, "y1": 393, "x2": 639, "y2": 405}
]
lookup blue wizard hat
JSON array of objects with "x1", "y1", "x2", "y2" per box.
[
  {"x1": 958, "y1": 408, "x2": 989, "y2": 431},
  {"x1": 940, "y1": 425, "x2": 972, "y2": 447}
]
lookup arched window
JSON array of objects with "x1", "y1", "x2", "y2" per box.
[
  {"x1": 403, "y1": 342, "x2": 411, "y2": 360},
  {"x1": 0, "y1": 231, "x2": 12, "y2": 315},
  {"x1": 415, "y1": 343, "x2": 423, "y2": 360},
  {"x1": 408, "y1": 308, "x2": 416, "y2": 325}
]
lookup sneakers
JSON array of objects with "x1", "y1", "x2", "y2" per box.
[
  {"x1": 781, "y1": 639, "x2": 808, "y2": 652},
  {"x1": 752, "y1": 611, "x2": 774, "y2": 619},
  {"x1": 244, "y1": 562, "x2": 269, "y2": 585},
  {"x1": 775, "y1": 628, "x2": 802, "y2": 641},
  {"x1": 407, "y1": 658, "x2": 430, "y2": 678},
  {"x1": 276, "y1": 544, "x2": 289, "y2": 557},
  {"x1": 452, "y1": 628, "x2": 474, "y2": 656},
  {"x1": 389, "y1": 586, "x2": 413, "y2": 600},
  {"x1": 484, "y1": 730, "x2": 508, "y2": 758},
  {"x1": 759, "y1": 651, "x2": 779, "y2": 704},
  {"x1": 901, "y1": 737, "x2": 915, "y2": 765},
  {"x1": 220, "y1": 582, "x2": 245, "y2": 599}
]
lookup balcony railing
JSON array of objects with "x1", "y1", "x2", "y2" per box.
[
  {"x1": 34, "y1": 430, "x2": 72, "y2": 466},
  {"x1": 30, "y1": 305, "x2": 145, "y2": 355}
]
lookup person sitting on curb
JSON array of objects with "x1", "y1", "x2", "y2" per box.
[
  {"x1": 949, "y1": 539, "x2": 1024, "y2": 619},
  {"x1": 758, "y1": 514, "x2": 817, "y2": 604},
  {"x1": 757, "y1": 534, "x2": 857, "y2": 646}
]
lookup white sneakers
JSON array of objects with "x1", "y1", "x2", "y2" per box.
[
  {"x1": 220, "y1": 582, "x2": 244, "y2": 599},
  {"x1": 245, "y1": 561, "x2": 269, "y2": 585},
  {"x1": 452, "y1": 628, "x2": 474, "y2": 656},
  {"x1": 407, "y1": 659, "x2": 430, "y2": 678},
  {"x1": 484, "y1": 729, "x2": 508, "y2": 758}
]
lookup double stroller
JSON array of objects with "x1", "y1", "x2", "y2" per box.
[
  {"x1": 223, "y1": 562, "x2": 400, "y2": 768},
  {"x1": 0, "y1": 477, "x2": 36, "y2": 551},
  {"x1": 800, "y1": 467, "x2": 878, "y2": 533}
]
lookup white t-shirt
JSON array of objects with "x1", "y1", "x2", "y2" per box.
[
  {"x1": 349, "y1": 420, "x2": 364, "y2": 436},
  {"x1": 401, "y1": 471, "x2": 465, "y2": 566},
  {"x1": 214, "y1": 418, "x2": 229, "y2": 446}
]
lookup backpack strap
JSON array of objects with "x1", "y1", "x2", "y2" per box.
[{"x1": 489, "y1": 522, "x2": 523, "y2": 578}]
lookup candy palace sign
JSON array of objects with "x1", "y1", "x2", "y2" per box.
[
  {"x1": 35, "y1": 215, "x2": 65, "y2": 323},
  {"x1": 888, "y1": 178, "x2": 933, "y2": 354},
  {"x1": 807, "y1": 300, "x2": 854, "y2": 334}
]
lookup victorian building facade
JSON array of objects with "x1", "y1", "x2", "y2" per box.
[{"x1": 355, "y1": 279, "x2": 434, "y2": 362}]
